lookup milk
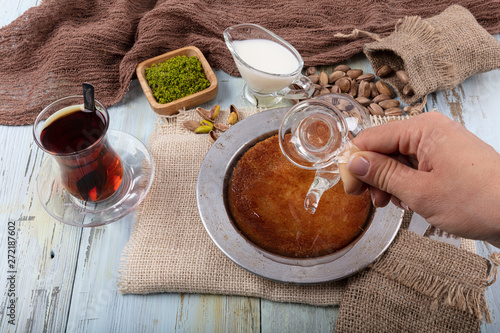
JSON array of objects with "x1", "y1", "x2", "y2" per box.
[{"x1": 232, "y1": 39, "x2": 300, "y2": 94}]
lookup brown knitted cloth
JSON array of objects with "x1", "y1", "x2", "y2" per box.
[{"x1": 1, "y1": 0, "x2": 500, "y2": 125}]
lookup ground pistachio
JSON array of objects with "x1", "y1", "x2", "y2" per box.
[{"x1": 145, "y1": 55, "x2": 210, "y2": 104}]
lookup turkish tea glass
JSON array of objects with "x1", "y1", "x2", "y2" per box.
[{"x1": 33, "y1": 96, "x2": 123, "y2": 203}]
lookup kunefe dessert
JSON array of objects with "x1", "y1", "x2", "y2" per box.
[{"x1": 227, "y1": 134, "x2": 372, "y2": 258}]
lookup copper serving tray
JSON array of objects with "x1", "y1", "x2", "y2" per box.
[{"x1": 196, "y1": 107, "x2": 403, "y2": 283}]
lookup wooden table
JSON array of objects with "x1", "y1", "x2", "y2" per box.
[{"x1": 1, "y1": 1, "x2": 499, "y2": 332}]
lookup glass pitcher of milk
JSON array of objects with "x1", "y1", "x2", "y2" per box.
[{"x1": 224, "y1": 24, "x2": 314, "y2": 107}]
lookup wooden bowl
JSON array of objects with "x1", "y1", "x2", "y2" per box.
[{"x1": 136, "y1": 46, "x2": 218, "y2": 115}]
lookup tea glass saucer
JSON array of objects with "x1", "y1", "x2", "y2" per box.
[{"x1": 36, "y1": 130, "x2": 154, "y2": 227}]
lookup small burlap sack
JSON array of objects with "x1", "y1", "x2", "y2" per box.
[
  {"x1": 118, "y1": 108, "x2": 500, "y2": 332},
  {"x1": 361, "y1": 5, "x2": 500, "y2": 104}
]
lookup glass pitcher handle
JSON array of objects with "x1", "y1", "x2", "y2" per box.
[{"x1": 277, "y1": 74, "x2": 314, "y2": 100}]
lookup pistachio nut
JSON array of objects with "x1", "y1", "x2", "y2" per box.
[
  {"x1": 228, "y1": 105, "x2": 240, "y2": 125},
  {"x1": 183, "y1": 120, "x2": 200, "y2": 132},
  {"x1": 308, "y1": 74, "x2": 319, "y2": 84},
  {"x1": 378, "y1": 99, "x2": 400, "y2": 109},
  {"x1": 356, "y1": 73, "x2": 375, "y2": 82},
  {"x1": 305, "y1": 66, "x2": 316, "y2": 76},
  {"x1": 403, "y1": 84, "x2": 414, "y2": 96},
  {"x1": 368, "y1": 103, "x2": 384, "y2": 116},
  {"x1": 358, "y1": 80, "x2": 371, "y2": 99},
  {"x1": 375, "y1": 81, "x2": 395, "y2": 97},
  {"x1": 319, "y1": 72, "x2": 328, "y2": 86},
  {"x1": 214, "y1": 123, "x2": 229, "y2": 132},
  {"x1": 369, "y1": 82, "x2": 379, "y2": 98},
  {"x1": 228, "y1": 112, "x2": 238, "y2": 125},
  {"x1": 372, "y1": 94, "x2": 391, "y2": 103},
  {"x1": 396, "y1": 70, "x2": 409, "y2": 85},
  {"x1": 195, "y1": 125, "x2": 213, "y2": 134},
  {"x1": 334, "y1": 64, "x2": 350, "y2": 72},
  {"x1": 355, "y1": 96, "x2": 371, "y2": 107},
  {"x1": 328, "y1": 70, "x2": 346, "y2": 84},
  {"x1": 337, "y1": 98, "x2": 354, "y2": 112},
  {"x1": 200, "y1": 119, "x2": 214, "y2": 130},
  {"x1": 375, "y1": 65, "x2": 393, "y2": 78},
  {"x1": 336, "y1": 77, "x2": 351, "y2": 93},
  {"x1": 196, "y1": 107, "x2": 212, "y2": 121},
  {"x1": 209, "y1": 105, "x2": 220, "y2": 120},
  {"x1": 229, "y1": 104, "x2": 240, "y2": 118},
  {"x1": 384, "y1": 107, "x2": 403, "y2": 116},
  {"x1": 320, "y1": 87, "x2": 330, "y2": 95},
  {"x1": 208, "y1": 130, "x2": 219, "y2": 143},
  {"x1": 349, "y1": 80, "x2": 358, "y2": 97},
  {"x1": 347, "y1": 69, "x2": 363, "y2": 80},
  {"x1": 330, "y1": 85, "x2": 341, "y2": 94}
]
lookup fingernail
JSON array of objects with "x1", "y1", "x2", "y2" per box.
[
  {"x1": 347, "y1": 155, "x2": 370, "y2": 176},
  {"x1": 400, "y1": 201, "x2": 409, "y2": 211}
]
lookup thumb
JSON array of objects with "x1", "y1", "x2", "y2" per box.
[{"x1": 346, "y1": 151, "x2": 421, "y2": 199}]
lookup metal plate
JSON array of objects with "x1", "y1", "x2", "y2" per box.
[{"x1": 196, "y1": 107, "x2": 403, "y2": 284}]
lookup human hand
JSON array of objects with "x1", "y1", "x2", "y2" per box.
[{"x1": 343, "y1": 112, "x2": 500, "y2": 248}]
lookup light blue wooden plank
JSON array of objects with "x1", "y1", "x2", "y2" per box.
[
  {"x1": 261, "y1": 300, "x2": 338, "y2": 333},
  {"x1": 171, "y1": 294, "x2": 260, "y2": 333},
  {"x1": 106, "y1": 80, "x2": 159, "y2": 140},
  {"x1": 430, "y1": 72, "x2": 500, "y2": 150},
  {"x1": 0, "y1": 0, "x2": 40, "y2": 27}
]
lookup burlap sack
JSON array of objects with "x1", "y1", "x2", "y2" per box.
[
  {"x1": 363, "y1": 5, "x2": 500, "y2": 104},
  {"x1": 335, "y1": 230, "x2": 495, "y2": 333}
]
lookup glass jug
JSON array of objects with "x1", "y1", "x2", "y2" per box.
[
  {"x1": 279, "y1": 93, "x2": 371, "y2": 213},
  {"x1": 224, "y1": 23, "x2": 314, "y2": 107}
]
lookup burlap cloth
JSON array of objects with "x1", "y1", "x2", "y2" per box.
[
  {"x1": 118, "y1": 108, "x2": 499, "y2": 332},
  {"x1": 362, "y1": 5, "x2": 500, "y2": 104},
  {"x1": 1, "y1": 0, "x2": 500, "y2": 125}
]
